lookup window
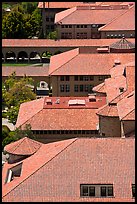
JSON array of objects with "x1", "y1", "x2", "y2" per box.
[
  {"x1": 132, "y1": 184, "x2": 135, "y2": 198},
  {"x1": 60, "y1": 84, "x2": 65, "y2": 92},
  {"x1": 101, "y1": 185, "x2": 113, "y2": 197},
  {"x1": 5, "y1": 163, "x2": 22, "y2": 184},
  {"x1": 84, "y1": 25, "x2": 87, "y2": 28},
  {"x1": 80, "y1": 76, "x2": 83, "y2": 81},
  {"x1": 81, "y1": 184, "x2": 113, "y2": 198},
  {"x1": 83, "y1": 76, "x2": 89, "y2": 81},
  {"x1": 66, "y1": 84, "x2": 70, "y2": 92},
  {"x1": 66, "y1": 76, "x2": 70, "y2": 81},
  {"x1": 90, "y1": 76, "x2": 94, "y2": 81},
  {"x1": 81, "y1": 185, "x2": 95, "y2": 197},
  {"x1": 74, "y1": 85, "x2": 79, "y2": 92},
  {"x1": 99, "y1": 76, "x2": 103, "y2": 81},
  {"x1": 74, "y1": 76, "x2": 78, "y2": 81},
  {"x1": 80, "y1": 85, "x2": 84, "y2": 92},
  {"x1": 77, "y1": 25, "x2": 80, "y2": 28},
  {"x1": 84, "y1": 85, "x2": 89, "y2": 92},
  {"x1": 60, "y1": 76, "x2": 64, "y2": 81}
]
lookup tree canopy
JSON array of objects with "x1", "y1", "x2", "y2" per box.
[
  {"x1": 2, "y1": 72, "x2": 36, "y2": 124},
  {"x1": 2, "y1": 2, "x2": 42, "y2": 39}
]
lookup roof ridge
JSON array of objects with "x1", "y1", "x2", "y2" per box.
[
  {"x1": 49, "y1": 48, "x2": 79, "y2": 75},
  {"x1": 3, "y1": 138, "x2": 78, "y2": 198},
  {"x1": 55, "y1": 6, "x2": 77, "y2": 23},
  {"x1": 9, "y1": 137, "x2": 26, "y2": 154},
  {"x1": 98, "y1": 6, "x2": 133, "y2": 31},
  {"x1": 20, "y1": 108, "x2": 44, "y2": 128}
]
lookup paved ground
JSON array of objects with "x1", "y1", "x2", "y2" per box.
[{"x1": 2, "y1": 118, "x2": 15, "y2": 131}]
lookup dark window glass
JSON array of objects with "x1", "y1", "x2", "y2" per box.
[
  {"x1": 132, "y1": 184, "x2": 135, "y2": 198},
  {"x1": 90, "y1": 76, "x2": 94, "y2": 81},
  {"x1": 89, "y1": 186, "x2": 95, "y2": 196},
  {"x1": 101, "y1": 186, "x2": 106, "y2": 197},
  {"x1": 80, "y1": 76, "x2": 83, "y2": 81},
  {"x1": 74, "y1": 76, "x2": 78, "y2": 81},
  {"x1": 80, "y1": 85, "x2": 83, "y2": 92},
  {"x1": 60, "y1": 85, "x2": 65, "y2": 92},
  {"x1": 108, "y1": 186, "x2": 113, "y2": 196},
  {"x1": 66, "y1": 76, "x2": 70, "y2": 81},
  {"x1": 82, "y1": 186, "x2": 88, "y2": 196},
  {"x1": 60, "y1": 76, "x2": 64, "y2": 81},
  {"x1": 66, "y1": 84, "x2": 70, "y2": 92},
  {"x1": 74, "y1": 85, "x2": 79, "y2": 92}
]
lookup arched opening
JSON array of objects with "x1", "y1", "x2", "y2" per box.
[
  {"x1": 29, "y1": 52, "x2": 41, "y2": 63},
  {"x1": 41, "y1": 51, "x2": 52, "y2": 63},
  {"x1": 5, "y1": 51, "x2": 16, "y2": 63},
  {"x1": 17, "y1": 51, "x2": 28, "y2": 62}
]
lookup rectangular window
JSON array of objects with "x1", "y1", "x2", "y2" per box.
[
  {"x1": 60, "y1": 84, "x2": 65, "y2": 92},
  {"x1": 74, "y1": 76, "x2": 78, "y2": 81},
  {"x1": 90, "y1": 76, "x2": 94, "y2": 81},
  {"x1": 84, "y1": 25, "x2": 87, "y2": 28},
  {"x1": 101, "y1": 185, "x2": 113, "y2": 197},
  {"x1": 80, "y1": 85, "x2": 84, "y2": 92},
  {"x1": 66, "y1": 76, "x2": 70, "y2": 81},
  {"x1": 132, "y1": 184, "x2": 135, "y2": 198},
  {"x1": 60, "y1": 76, "x2": 64, "y2": 81},
  {"x1": 99, "y1": 76, "x2": 104, "y2": 81},
  {"x1": 74, "y1": 85, "x2": 79, "y2": 92},
  {"x1": 77, "y1": 25, "x2": 80, "y2": 28},
  {"x1": 81, "y1": 185, "x2": 95, "y2": 197},
  {"x1": 83, "y1": 76, "x2": 89, "y2": 81},
  {"x1": 84, "y1": 85, "x2": 89, "y2": 92},
  {"x1": 80, "y1": 76, "x2": 83, "y2": 81},
  {"x1": 66, "y1": 84, "x2": 70, "y2": 92}
]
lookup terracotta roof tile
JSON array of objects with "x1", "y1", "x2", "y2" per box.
[
  {"x1": 92, "y1": 82, "x2": 106, "y2": 93},
  {"x1": 117, "y1": 91, "x2": 135, "y2": 120},
  {"x1": 16, "y1": 97, "x2": 45, "y2": 128},
  {"x1": 4, "y1": 137, "x2": 42, "y2": 156},
  {"x1": 99, "y1": 5, "x2": 135, "y2": 31},
  {"x1": 2, "y1": 66, "x2": 49, "y2": 77},
  {"x1": 110, "y1": 37, "x2": 135, "y2": 50},
  {"x1": 38, "y1": 2, "x2": 101, "y2": 9},
  {"x1": 16, "y1": 96, "x2": 107, "y2": 130},
  {"x1": 2, "y1": 38, "x2": 135, "y2": 47},
  {"x1": 49, "y1": 49, "x2": 135, "y2": 76},
  {"x1": 97, "y1": 103, "x2": 119, "y2": 117},
  {"x1": 55, "y1": 6, "x2": 128, "y2": 25},
  {"x1": 105, "y1": 76, "x2": 127, "y2": 102},
  {"x1": 2, "y1": 138, "x2": 135, "y2": 202}
]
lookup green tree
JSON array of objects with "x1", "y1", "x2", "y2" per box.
[
  {"x1": 2, "y1": 124, "x2": 34, "y2": 149},
  {"x1": 3, "y1": 72, "x2": 36, "y2": 124},
  {"x1": 47, "y1": 31, "x2": 58, "y2": 40},
  {"x1": 2, "y1": 3, "x2": 42, "y2": 39}
]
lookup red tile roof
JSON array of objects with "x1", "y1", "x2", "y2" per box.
[
  {"x1": 2, "y1": 66, "x2": 49, "y2": 77},
  {"x1": 38, "y1": 2, "x2": 101, "y2": 8},
  {"x1": 105, "y1": 76, "x2": 127, "y2": 102},
  {"x1": 16, "y1": 96, "x2": 107, "y2": 130},
  {"x1": 49, "y1": 48, "x2": 135, "y2": 76},
  {"x1": 2, "y1": 38, "x2": 135, "y2": 48},
  {"x1": 92, "y1": 82, "x2": 106, "y2": 93},
  {"x1": 99, "y1": 5, "x2": 135, "y2": 31},
  {"x1": 55, "y1": 6, "x2": 128, "y2": 25},
  {"x1": 97, "y1": 103, "x2": 119, "y2": 117},
  {"x1": 4, "y1": 137, "x2": 42, "y2": 156},
  {"x1": 2, "y1": 137, "x2": 135, "y2": 202},
  {"x1": 117, "y1": 91, "x2": 135, "y2": 120}
]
